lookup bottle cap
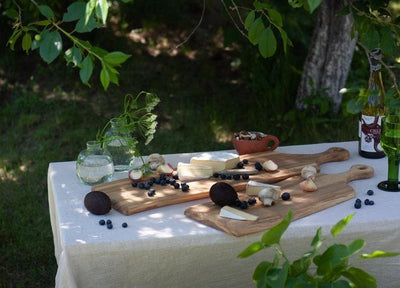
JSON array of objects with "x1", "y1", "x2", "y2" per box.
[{"x1": 368, "y1": 48, "x2": 382, "y2": 71}]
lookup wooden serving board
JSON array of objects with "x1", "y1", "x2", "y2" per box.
[
  {"x1": 92, "y1": 147, "x2": 349, "y2": 215},
  {"x1": 184, "y1": 165, "x2": 374, "y2": 237}
]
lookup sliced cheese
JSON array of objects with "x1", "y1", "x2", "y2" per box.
[
  {"x1": 190, "y1": 152, "x2": 240, "y2": 172},
  {"x1": 177, "y1": 162, "x2": 213, "y2": 181},
  {"x1": 246, "y1": 180, "x2": 281, "y2": 199},
  {"x1": 219, "y1": 206, "x2": 258, "y2": 221}
]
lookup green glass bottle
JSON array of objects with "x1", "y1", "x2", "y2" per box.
[{"x1": 358, "y1": 48, "x2": 386, "y2": 159}]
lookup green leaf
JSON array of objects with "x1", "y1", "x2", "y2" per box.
[
  {"x1": 342, "y1": 267, "x2": 377, "y2": 288},
  {"x1": 331, "y1": 213, "x2": 354, "y2": 237},
  {"x1": 22, "y1": 33, "x2": 32, "y2": 53},
  {"x1": 238, "y1": 241, "x2": 265, "y2": 258},
  {"x1": 314, "y1": 244, "x2": 348, "y2": 276},
  {"x1": 307, "y1": 0, "x2": 323, "y2": 13},
  {"x1": 31, "y1": 20, "x2": 51, "y2": 26},
  {"x1": 360, "y1": 250, "x2": 400, "y2": 259},
  {"x1": 244, "y1": 11, "x2": 255, "y2": 30},
  {"x1": 39, "y1": 5, "x2": 54, "y2": 20},
  {"x1": 5, "y1": 8, "x2": 19, "y2": 19},
  {"x1": 258, "y1": 27, "x2": 277, "y2": 58},
  {"x1": 100, "y1": 66, "x2": 110, "y2": 90},
  {"x1": 253, "y1": 1, "x2": 270, "y2": 10},
  {"x1": 65, "y1": 46, "x2": 82, "y2": 66},
  {"x1": 75, "y1": 13, "x2": 103, "y2": 33},
  {"x1": 288, "y1": 0, "x2": 304, "y2": 8},
  {"x1": 80, "y1": 55, "x2": 94, "y2": 84},
  {"x1": 347, "y1": 239, "x2": 365, "y2": 256},
  {"x1": 85, "y1": 0, "x2": 97, "y2": 25},
  {"x1": 252, "y1": 261, "x2": 274, "y2": 288},
  {"x1": 346, "y1": 97, "x2": 366, "y2": 114},
  {"x1": 379, "y1": 27, "x2": 396, "y2": 56},
  {"x1": 248, "y1": 17, "x2": 265, "y2": 45},
  {"x1": 261, "y1": 209, "x2": 292, "y2": 246},
  {"x1": 39, "y1": 30, "x2": 63, "y2": 63},
  {"x1": 268, "y1": 9, "x2": 283, "y2": 27},
  {"x1": 95, "y1": 0, "x2": 109, "y2": 25},
  {"x1": 104, "y1": 52, "x2": 131, "y2": 65},
  {"x1": 63, "y1": 2, "x2": 86, "y2": 22},
  {"x1": 265, "y1": 262, "x2": 289, "y2": 288},
  {"x1": 277, "y1": 27, "x2": 292, "y2": 54},
  {"x1": 360, "y1": 29, "x2": 380, "y2": 51},
  {"x1": 7, "y1": 29, "x2": 23, "y2": 50}
]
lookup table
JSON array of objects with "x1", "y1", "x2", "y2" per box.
[{"x1": 48, "y1": 141, "x2": 400, "y2": 288}]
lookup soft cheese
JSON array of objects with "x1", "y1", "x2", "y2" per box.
[
  {"x1": 219, "y1": 206, "x2": 258, "y2": 221},
  {"x1": 190, "y1": 152, "x2": 240, "y2": 172},
  {"x1": 246, "y1": 180, "x2": 281, "y2": 199},
  {"x1": 177, "y1": 162, "x2": 213, "y2": 181}
]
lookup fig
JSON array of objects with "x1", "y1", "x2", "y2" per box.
[
  {"x1": 84, "y1": 191, "x2": 112, "y2": 215},
  {"x1": 209, "y1": 182, "x2": 238, "y2": 207}
]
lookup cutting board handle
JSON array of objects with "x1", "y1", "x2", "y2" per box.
[
  {"x1": 337, "y1": 164, "x2": 374, "y2": 183},
  {"x1": 315, "y1": 147, "x2": 350, "y2": 165}
]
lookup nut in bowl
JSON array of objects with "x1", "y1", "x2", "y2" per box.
[{"x1": 232, "y1": 131, "x2": 279, "y2": 155}]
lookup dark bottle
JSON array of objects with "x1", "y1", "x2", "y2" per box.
[{"x1": 358, "y1": 48, "x2": 386, "y2": 159}]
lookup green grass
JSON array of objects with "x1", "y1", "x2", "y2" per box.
[{"x1": 0, "y1": 12, "x2": 360, "y2": 287}]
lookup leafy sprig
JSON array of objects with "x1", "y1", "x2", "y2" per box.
[{"x1": 238, "y1": 209, "x2": 400, "y2": 287}]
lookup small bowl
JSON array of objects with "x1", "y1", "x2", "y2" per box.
[{"x1": 232, "y1": 133, "x2": 279, "y2": 155}]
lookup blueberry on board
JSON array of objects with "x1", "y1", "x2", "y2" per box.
[
  {"x1": 364, "y1": 199, "x2": 370, "y2": 205},
  {"x1": 106, "y1": 219, "x2": 112, "y2": 225},
  {"x1": 281, "y1": 192, "x2": 291, "y2": 201},
  {"x1": 233, "y1": 174, "x2": 240, "y2": 180},
  {"x1": 122, "y1": 222, "x2": 128, "y2": 228},
  {"x1": 173, "y1": 174, "x2": 179, "y2": 180},
  {"x1": 174, "y1": 183, "x2": 180, "y2": 189},
  {"x1": 139, "y1": 183, "x2": 145, "y2": 189},
  {"x1": 147, "y1": 189, "x2": 156, "y2": 197},
  {"x1": 237, "y1": 162, "x2": 244, "y2": 169},
  {"x1": 155, "y1": 178, "x2": 161, "y2": 184},
  {"x1": 107, "y1": 223, "x2": 113, "y2": 229},
  {"x1": 247, "y1": 198, "x2": 257, "y2": 205},
  {"x1": 220, "y1": 174, "x2": 227, "y2": 180},
  {"x1": 367, "y1": 189, "x2": 374, "y2": 196},
  {"x1": 226, "y1": 175, "x2": 232, "y2": 180},
  {"x1": 240, "y1": 201, "x2": 248, "y2": 209},
  {"x1": 242, "y1": 159, "x2": 248, "y2": 165},
  {"x1": 242, "y1": 174, "x2": 249, "y2": 180},
  {"x1": 99, "y1": 219, "x2": 106, "y2": 226},
  {"x1": 144, "y1": 183, "x2": 151, "y2": 190},
  {"x1": 235, "y1": 199, "x2": 242, "y2": 207},
  {"x1": 255, "y1": 162, "x2": 263, "y2": 171},
  {"x1": 181, "y1": 184, "x2": 189, "y2": 192},
  {"x1": 354, "y1": 202, "x2": 362, "y2": 209},
  {"x1": 169, "y1": 179, "x2": 176, "y2": 185},
  {"x1": 160, "y1": 179, "x2": 167, "y2": 186},
  {"x1": 131, "y1": 181, "x2": 138, "y2": 187},
  {"x1": 213, "y1": 172, "x2": 220, "y2": 178},
  {"x1": 369, "y1": 200, "x2": 375, "y2": 205}
]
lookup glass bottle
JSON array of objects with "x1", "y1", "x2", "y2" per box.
[
  {"x1": 358, "y1": 48, "x2": 386, "y2": 159},
  {"x1": 76, "y1": 141, "x2": 114, "y2": 185},
  {"x1": 103, "y1": 118, "x2": 136, "y2": 171}
]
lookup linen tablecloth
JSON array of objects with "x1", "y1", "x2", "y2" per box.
[{"x1": 48, "y1": 141, "x2": 400, "y2": 288}]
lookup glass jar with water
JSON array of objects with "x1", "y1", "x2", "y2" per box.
[
  {"x1": 103, "y1": 118, "x2": 136, "y2": 171},
  {"x1": 76, "y1": 141, "x2": 114, "y2": 185}
]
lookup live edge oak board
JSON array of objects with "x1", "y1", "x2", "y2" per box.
[
  {"x1": 184, "y1": 164, "x2": 374, "y2": 236},
  {"x1": 92, "y1": 147, "x2": 350, "y2": 216}
]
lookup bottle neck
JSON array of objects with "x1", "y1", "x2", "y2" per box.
[{"x1": 365, "y1": 68, "x2": 385, "y2": 112}]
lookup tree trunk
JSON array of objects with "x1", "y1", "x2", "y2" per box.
[{"x1": 295, "y1": 0, "x2": 356, "y2": 113}]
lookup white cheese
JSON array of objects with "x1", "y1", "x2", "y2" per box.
[
  {"x1": 246, "y1": 180, "x2": 281, "y2": 199},
  {"x1": 177, "y1": 162, "x2": 213, "y2": 181},
  {"x1": 219, "y1": 206, "x2": 258, "y2": 221},
  {"x1": 190, "y1": 152, "x2": 240, "y2": 172}
]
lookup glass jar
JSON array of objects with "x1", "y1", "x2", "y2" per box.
[
  {"x1": 103, "y1": 118, "x2": 136, "y2": 171},
  {"x1": 76, "y1": 141, "x2": 114, "y2": 185}
]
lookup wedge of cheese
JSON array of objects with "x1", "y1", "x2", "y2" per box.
[
  {"x1": 219, "y1": 206, "x2": 258, "y2": 221},
  {"x1": 246, "y1": 180, "x2": 281, "y2": 200},
  {"x1": 177, "y1": 162, "x2": 213, "y2": 181},
  {"x1": 190, "y1": 152, "x2": 240, "y2": 172}
]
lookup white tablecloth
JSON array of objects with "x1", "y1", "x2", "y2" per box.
[{"x1": 48, "y1": 141, "x2": 400, "y2": 288}]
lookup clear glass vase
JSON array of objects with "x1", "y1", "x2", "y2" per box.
[
  {"x1": 103, "y1": 118, "x2": 136, "y2": 171},
  {"x1": 76, "y1": 141, "x2": 114, "y2": 185}
]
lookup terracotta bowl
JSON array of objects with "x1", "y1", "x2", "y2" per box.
[{"x1": 232, "y1": 134, "x2": 279, "y2": 155}]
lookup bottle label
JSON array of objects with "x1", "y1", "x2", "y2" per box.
[{"x1": 359, "y1": 115, "x2": 383, "y2": 153}]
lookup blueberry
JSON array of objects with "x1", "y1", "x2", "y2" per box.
[
  {"x1": 181, "y1": 184, "x2": 189, "y2": 192},
  {"x1": 220, "y1": 174, "x2": 227, "y2": 180},
  {"x1": 155, "y1": 178, "x2": 161, "y2": 184},
  {"x1": 106, "y1": 219, "x2": 112, "y2": 225},
  {"x1": 150, "y1": 177, "x2": 157, "y2": 182},
  {"x1": 147, "y1": 189, "x2": 156, "y2": 197},
  {"x1": 122, "y1": 222, "x2": 128, "y2": 228},
  {"x1": 242, "y1": 174, "x2": 249, "y2": 180},
  {"x1": 355, "y1": 198, "x2": 362, "y2": 203},
  {"x1": 99, "y1": 219, "x2": 106, "y2": 226},
  {"x1": 367, "y1": 189, "x2": 374, "y2": 196},
  {"x1": 160, "y1": 179, "x2": 167, "y2": 186},
  {"x1": 169, "y1": 179, "x2": 176, "y2": 185},
  {"x1": 237, "y1": 162, "x2": 244, "y2": 169},
  {"x1": 213, "y1": 172, "x2": 220, "y2": 178},
  {"x1": 107, "y1": 223, "x2": 113, "y2": 229},
  {"x1": 131, "y1": 181, "x2": 138, "y2": 187},
  {"x1": 255, "y1": 162, "x2": 262, "y2": 171},
  {"x1": 242, "y1": 159, "x2": 248, "y2": 164},
  {"x1": 240, "y1": 201, "x2": 248, "y2": 209},
  {"x1": 369, "y1": 200, "x2": 375, "y2": 205},
  {"x1": 226, "y1": 174, "x2": 232, "y2": 180},
  {"x1": 354, "y1": 202, "x2": 362, "y2": 209},
  {"x1": 138, "y1": 182, "x2": 145, "y2": 189},
  {"x1": 159, "y1": 173, "x2": 166, "y2": 179},
  {"x1": 232, "y1": 174, "x2": 240, "y2": 180},
  {"x1": 144, "y1": 183, "x2": 151, "y2": 190},
  {"x1": 247, "y1": 198, "x2": 257, "y2": 205},
  {"x1": 235, "y1": 199, "x2": 242, "y2": 207},
  {"x1": 172, "y1": 174, "x2": 179, "y2": 180},
  {"x1": 174, "y1": 183, "x2": 180, "y2": 189},
  {"x1": 364, "y1": 199, "x2": 370, "y2": 205},
  {"x1": 281, "y1": 192, "x2": 291, "y2": 201}
]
